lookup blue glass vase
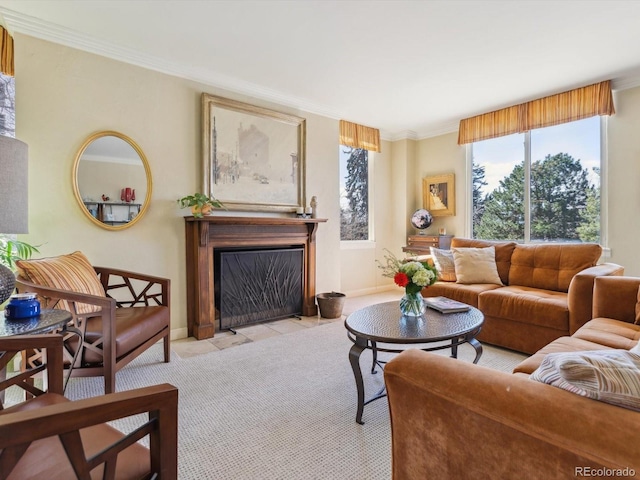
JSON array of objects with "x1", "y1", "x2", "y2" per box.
[{"x1": 399, "y1": 291, "x2": 426, "y2": 317}]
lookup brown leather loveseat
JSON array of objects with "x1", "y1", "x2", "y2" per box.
[
  {"x1": 384, "y1": 275, "x2": 640, "y2": 479},
  {"x1": 422, "y1": 238, "x2": 623, "y2": 353}
]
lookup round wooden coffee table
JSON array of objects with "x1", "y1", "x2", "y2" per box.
[{"x1": 345, "y1": 300, "x2": 484, "y2": 424}]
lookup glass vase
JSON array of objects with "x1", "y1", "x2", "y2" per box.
[{"x1": 399, "y1": 291, "x2": 426, "y2": 317}]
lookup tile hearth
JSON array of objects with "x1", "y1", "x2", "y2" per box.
[{"x1": 171, "y1": 290, "x2": 402, "y2": 359}]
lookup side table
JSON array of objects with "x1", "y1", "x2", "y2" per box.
[
  {"x1": 0, "y1": 309, "x2": 79, "y2": 392},
  {"x1": 402, "y1": 234, "x2": 453, "y2": 255}
]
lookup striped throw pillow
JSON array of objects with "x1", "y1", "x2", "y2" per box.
[
  {"x1": 16, "y1": 251, "x2": 105, "y2": 314},
  {"x1": 429, "y1": 247, "x2": 456, "y2": 282},
  {"x1": 530, "y1": 349, "x2": 640, "y2": 412}
]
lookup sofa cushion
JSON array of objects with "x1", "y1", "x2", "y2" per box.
[
  {"x1": 508, "y1": 243, "x2": 601, "y2": 293},
  {"x1": 16, "y1": 251, "x2": 105, "y2": 314},
  {"x1": 429, "y1": 247, "x2": 456, "y2": 282},
  {"x1": 513, "y1": 336, "x2": 612, "y2": 375},
  {"x1": 530, "y1": 349, "x2": 640, "y2": 412},
  {"x1": 573, "y1": 318, "x2": 640, "y2": 350},
  {"x1": 479, "y1": 285, "x2": 568, "y2": 330},
  {"x1": 423, "y1": 282, "x2": 501, "y2": 308},
  {"x1": 450, "y1": 238, "x2": 516, "y2": 285},
  {"x1": 452, "y1": 246, "x2": 503, "y2": 285}
]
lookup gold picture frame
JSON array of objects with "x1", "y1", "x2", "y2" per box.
[
  {"x1": 202, "y1": 93, "x2": 306, "y2": 212},
  {"x1": 423, "y1": 173, "x2": 455, "y2": 217}
]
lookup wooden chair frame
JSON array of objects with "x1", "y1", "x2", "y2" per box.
[
  {"x1": 16, "y1": 266, "x2": 171, "y2": 394},
  {"x1": 0, "y1": 335, "x2": 178, "y2": 479}
]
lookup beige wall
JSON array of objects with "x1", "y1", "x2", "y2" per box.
[
  {"x1": 15, "y1": 34, "x2": 341, "y2": 337},
  {"x1": 607, "y1": 87, "x2": 640, "y2": 275}
]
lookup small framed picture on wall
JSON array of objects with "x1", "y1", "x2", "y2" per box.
[{"x1": 423, "y1": 173, "x2": 455, "y2": 217}]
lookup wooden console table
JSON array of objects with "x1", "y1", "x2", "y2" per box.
[{"x1": 184, "y1": 216, "x2": 327, "y2": 339}]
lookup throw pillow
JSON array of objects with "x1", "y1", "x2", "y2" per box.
[
  {"x1": 429, "y1": 247, "x2": 456, "y2": 282},
  {"x1": 451, "y1": 246, "x2": 503, "y2": 285},
  {"x1": 635, "y1": 286, "x2": 640, "y2": 325},
  {"x1": 16, "y1": 251, "x2": 105, "y2": 314},
  {"x1": 530, "y1": 349, "x2": 640, "y2": 412}
]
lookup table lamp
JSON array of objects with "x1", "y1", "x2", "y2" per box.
[{"x1": 0, "y1": 135, "x2": 28, "y2": 304}]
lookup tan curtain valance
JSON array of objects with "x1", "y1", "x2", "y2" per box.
[
  {"x1": 458, "y1": 80, "x2": 615, "y2": 145},
  {"x1": 339, "y1": 120, "x2": 381, "y2": 152},
  {"x1": 0, "y1": 26, "x2": 14, "y2": 77}
]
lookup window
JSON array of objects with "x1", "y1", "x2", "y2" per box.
[
  {"x1": 471, "y1": 116, "x2": 602, "y2": 243},
  {"x1": 340, "y1": 146, "x2": 371, "y2": 241}
]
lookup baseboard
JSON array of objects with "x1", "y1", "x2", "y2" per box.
[
  {"x1": 342, "y1": 285, "x2": 395, "y2": 298},
  {"x1": 170, "y1": 327, "x2": 189, "y2": 341}
]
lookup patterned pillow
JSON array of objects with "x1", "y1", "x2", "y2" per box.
[
  {"x1": 429, "y1": 247, "x2": 456, "y2": 282},
  {"x1": 452, "y1": 246, "x2": 503, "y2": 285},
  {"x1": 530, "y1": 349, "x2": 640, "y2": 411},
  {"x1": 635, "y1": 286, "x2": 640, "y2": 325},
  {"x1": 16, "y1": 251, "x2": 105, "y2": 314}
]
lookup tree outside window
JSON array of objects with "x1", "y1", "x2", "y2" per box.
[
  {"x1": 340, "y1": 146, "x2": 369, "y2": 241},
  {"x1": 472, "y1": 116, "x2": 601, "y2": 243}
]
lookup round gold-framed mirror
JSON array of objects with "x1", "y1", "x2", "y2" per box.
[{"x1": 72, "y1": 131, "x2": 152, "y2": 231}]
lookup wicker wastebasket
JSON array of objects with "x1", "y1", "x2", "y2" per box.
[{"x1": 316, "y1": 292, "x2": 346, "y2": 318}]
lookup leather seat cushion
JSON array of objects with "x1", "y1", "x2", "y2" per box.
[
  {"x1": 423, "y1": 282, "x2": 502, "y2": 307},
  {"x1": 573, "y1": 318, "x2": 640, "y2": 350},
  {"x1": 83, "y1": 305, "x2": 168, "y2": 363},
  {"x1": 479, "y1": 286, "x2": 569, "y2": 330},
  {"x1": 4, "y1": 394, "x2": 150, "y2": 480},
  {"x1": 513, "y1": 336, "x2": 612, "y2": 375}
]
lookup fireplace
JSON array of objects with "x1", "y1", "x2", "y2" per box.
[
  {"x1": 215, "y1": 247, "x2": 303, "y2": 330},
  {"x1": 184, "y1": 216, "x2": 326, "y2": 339}
]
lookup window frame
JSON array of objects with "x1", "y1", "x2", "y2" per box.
[{"x1": 466, "y1": 116, "x2": 608, "y2": 247}]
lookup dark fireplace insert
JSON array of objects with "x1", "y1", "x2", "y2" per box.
[{"x1": 214, "y1": 246, "x2": 304, "y2": 330}]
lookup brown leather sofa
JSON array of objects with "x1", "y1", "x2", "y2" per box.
[
  {"x1": 384, "y1": 275, "x2": 640, "y2": 480},
  {"x1": 422, "y1": 238, "x2": 623, "y2": 354}
]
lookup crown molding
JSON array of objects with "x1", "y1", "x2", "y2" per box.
[{"x1": 0, "y1": 8, "x2": 343, "y2": 121}]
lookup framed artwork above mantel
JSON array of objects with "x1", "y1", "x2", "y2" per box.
[
  {"x1": 423, "y1": 173, "x2": 455, "y2": 217},
  {"x1": 201, "y1": 93, "x2": 307, "y2": 213}
]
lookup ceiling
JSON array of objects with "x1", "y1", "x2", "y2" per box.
[{"x1": 2, "y1": 0, "x2": 640, "y2": 140}]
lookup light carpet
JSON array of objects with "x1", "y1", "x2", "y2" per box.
[{"x1": 64, "y1": 319, "x2": 528, "y2": 480}]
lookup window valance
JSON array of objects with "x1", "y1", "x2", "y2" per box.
[
  {"x1": 339, "y1": 120, "x2": 381, "y2": 152},
  {"x1": 457, "y1": 80, "x2": 615, "y2": 145},
  {"x1": 0, "y1": 26, "x2": 14, "y2": 77}
]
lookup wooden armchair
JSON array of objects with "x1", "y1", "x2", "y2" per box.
[
  {"x1": 0, "y1": 334, "x2": 178, "y2": 479},
  {"x1": 15, "y1": 253, "x2": 171, "y2": 394}
]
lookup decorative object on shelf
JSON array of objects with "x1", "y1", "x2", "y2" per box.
[
  {"x1": 201, "y1": 93, "x2": 306, "y2": 213},
  {"x1": 439, "y1": 227, "x2": 446, "y2": 235},
  {"x1": 422, "y1": 173, "x2": 455, "y2": 217},
  {"x1": 310, "y1": 196, "x2": 317, "y2": 218},
  {"x1": 131, "y1": 189, "x2": 136, "y2": 202},
  {"x1": 177, "y1": 192, "x2": 224, "y2": 218},
  {"x1": 410, "y1": 208, "x2": 433, "y2": 234},
  {"x1": 377, "y1": 249, "x2": 438, "y2": 317},
  {"x1": 101, "y1": 194, "x2": 110, "y2": 201}
]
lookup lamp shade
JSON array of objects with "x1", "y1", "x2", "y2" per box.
[{"x1": 0, "y1": 135, "x2": 28, "y2": 233}]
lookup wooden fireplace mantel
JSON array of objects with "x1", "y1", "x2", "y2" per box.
[{"x1": 184, "y1": 215, "x2": 327, "y2": 339}]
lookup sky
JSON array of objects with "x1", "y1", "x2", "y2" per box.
[{"x1": 472, "y1": 116, "x2": 601, "y2": 194}]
